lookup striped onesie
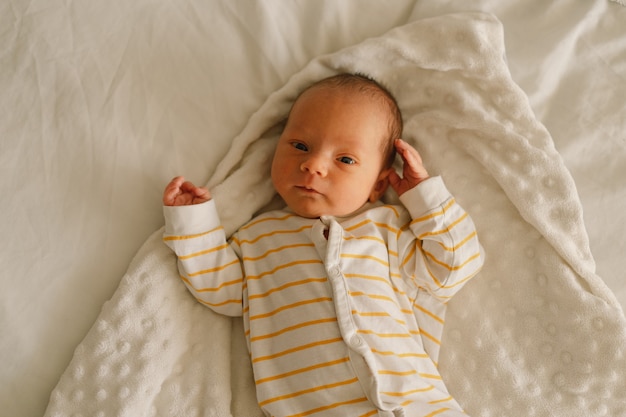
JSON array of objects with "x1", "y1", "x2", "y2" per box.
[{"x1": 163, "y1": 176, "x2": 484, "y2": 417}]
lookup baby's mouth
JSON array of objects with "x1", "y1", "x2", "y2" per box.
[{"x1": 295, "y1": 185, "x2": 321, "y2": 194}]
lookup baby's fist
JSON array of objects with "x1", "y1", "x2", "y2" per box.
[{"x1": 163, "y1": 176, "x2": 211, "y2": 206}]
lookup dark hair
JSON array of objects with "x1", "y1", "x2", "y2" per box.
[{"x1": 293, "y1": 73, "x2": 402, "y2": 168}]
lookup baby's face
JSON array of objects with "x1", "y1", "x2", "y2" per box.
[{"x1": 271, "y1": 87, "x2": 390, "y2": 218}]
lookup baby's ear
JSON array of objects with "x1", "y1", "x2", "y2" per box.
[{"x1": 368, "y1": 168, "x2": 392, "y2": 203}]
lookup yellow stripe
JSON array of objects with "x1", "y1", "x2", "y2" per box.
[
  {"x1": 425, "y1": 408, "x2": 451, "y2": 417},
  {"x1": 258, "y1": 377, "x2": 359, "y2": 407},
  {"x1": 248, "y1": 277, "x2": 327, "y2": 300},
  {"x1": 420, "y1": 328, "x2": 441, "y2": 345},
  {"x1": 350, "y1": 292, "x2": 412, "y2": 316},
  {"x1": 371, "y1": 348, "x2": 429, "y2": 359},
  {"x1": 343, "y1": 235, "x2": 386, "y2": 245},
  {"x1": 413, "y1": 303, "x2": 445, "y2": 324},
  {"x1": 437, "y1": 231, "x2": 477, "y2": 252},
  {"x1": 423, "y1": 254, "x2": 482, "y2": 290},
  {"x1": 419, "y1": 373, "x2": 443, "y2": 380},
  {"x1": 381, "y1": 385, "x2": 435, "y2": 397},
  {"x1": 418, "y1": 212, "x2": 468, "y2": 239},
  {"x1": 349, "y1": 291, "x2": 396, "y2": 305},
  {"x1": 238, "y1": 212, "x2": 298, "y2": 231},
  {"x1": 344, "y1": 273, "x2": 388, "y2": 282},
  {"x1": 384, "y1": 205, "x2": 401, "y2": 218},
  {"x1": 250, "y1": 317, "x2": 337, "y2": 342},
  {"x1": 252, "y1": 337, "x2": 343, "y2": 363},
  {"x1": 182, "y1": 275, "x2": 242, "y2": 293},
  {"x1": 344, "y1": 219, "x2": 400, "y2": 234},
  {"x1": 231, "y1": 224, "x2": 312, "y2": 245},
  {"x1": 256, "y1": 357, "x2": 350, "y2": 384},
  {"x1": 378, "y1": 369, "x2": 417, "y2": 376},
  {"x1": 411, "y1": 199, "x2": 456, "y2": 224},
  {"x1": 379, "y1": 369, "x2": 441, "y2": 380},
  {"x1": 341, "y1": 253, "x2": 389, "y2": 267},
  {"x1": 429, "y1": 395, "x2": 454, "y2": 404},
  {"x1": 345, "y1": 273, "x2": 406, "y2": 296},
  {"x1": 423, "y1": 250, "x2": 482, "y2": 272},
  {"x1": 179, "y1": 243, "x2": 229, "y2": 260},
  {"x1": 357, "y1": 329, "x2": 411, "y2": 338},
  {"x1": 241, "y1": 242, "x2": 316, "y2": 261},
  {"x1": 187, "y1": 258, "x2": 240, "y2": 277},
  {"x1": 351, "y1": 310, "x2": 406, "y2": 325},
  {"x1": 287, "y1": 396, "x2": 369, "y2": 417},
  {"x1": 249, "y1": 297, "x2": 333, "y2": 321},
  {"x1": 344, "y1": 273, "x2": 392, "y2": 287},
  {"x1": 401, "y1": 244, "x2": 417, "y2": 268},
  {"x1": 395, "y1": 221, "x2": 411, "y2": 241},
  {"x1": 247, "y1": 259, "x2": 323, "y2": 281},
  {"x1": 197, "y1": 297, "x2": 241, "y2": 308},
  {"x1": 163, "y1": 225, "x2": 223, "y2": 241}
]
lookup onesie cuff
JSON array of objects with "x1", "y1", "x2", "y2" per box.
[
  {"x1": 398, "y1": 176, "x2": 453, "y2": 218},
  {"x1": 163, "y1": 199, "x2": 221, "y2": 236}
]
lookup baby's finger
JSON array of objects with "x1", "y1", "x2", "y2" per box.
[
  {"x1": 163, "y1": 186, "x2": 180, "y2": 205},
  {"x1": 194, "y1": 186, "x2": 211, "y2": 200},
  {"x1": 396, "y1": 140, "x2": 430, "y2": 184},
  {"x1": 180, "y1": 180, "x2": 197, "y2": 192},
  {"x1": 395, "y1": 140, "x2": 423, "y2": 169},
  {"x1": 163, "y1": 176, "x2": 186, "y2": 205},
  {"x1": 387, "y1": 169, "x2": 402, "y2": 189}
]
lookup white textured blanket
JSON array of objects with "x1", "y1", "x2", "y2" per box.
[{"x1": 45, "y1": 13, "x2": 626, "y2": 417}]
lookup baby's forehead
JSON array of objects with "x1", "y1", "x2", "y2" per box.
[
  {"x1": 293, "y1": 84, "x2": 393, "y2": 118},
  {"x1": 299, "y1": 83, "x2": 384, "y2": 101}
]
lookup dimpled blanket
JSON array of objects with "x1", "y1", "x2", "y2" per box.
[{"x1": 45, "y1": 12, "x2": 626, "y2": 417}]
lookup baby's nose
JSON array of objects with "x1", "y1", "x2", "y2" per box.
[{"x1": 300, "y1": 154, "x2": 328, "y2": 176}]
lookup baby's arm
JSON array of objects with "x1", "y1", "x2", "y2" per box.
[
  {"x1": 163, "y1": 176, "x2": 244, "y2": 317},
  {"x1": 163, "y1": 176, "x2": 211, "y2": 206},
  {"x1": 390, "y1": 139, "x2": 483, "y2": 301}
]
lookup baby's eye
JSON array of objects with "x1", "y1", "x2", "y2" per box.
[
  {"x1": 292, "y1": 142, "x2": 308, "y2": 151},
  {"x1": 338, "y1": 156, "x2": 356, "y2": 165}
]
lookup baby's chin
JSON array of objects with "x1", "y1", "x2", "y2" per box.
[
  {"x1": 288, "y1": 203, "x2": 367, "y2": 219},
  {"x1": 286, "y1": 205, "x2": 325, "y2": 219},
  {"x1": 277, "y1": 190, "x2": 370, "y2": 218}
]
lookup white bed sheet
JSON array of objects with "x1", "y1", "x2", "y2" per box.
[{"x1": 0, "y1": 1, "x2": 624, "y2": 416}]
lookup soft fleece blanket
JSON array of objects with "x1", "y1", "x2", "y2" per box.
[{"x1": 45, "y1": 13, "x2": 626, "y2": 417}]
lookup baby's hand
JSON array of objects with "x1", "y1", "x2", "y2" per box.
[
  {"x1": 163, "y1": 176, "x2": 211, "y2": 206},
  {"x1": 388, "y1": 139, "x2": 429, "y2": 196}
]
